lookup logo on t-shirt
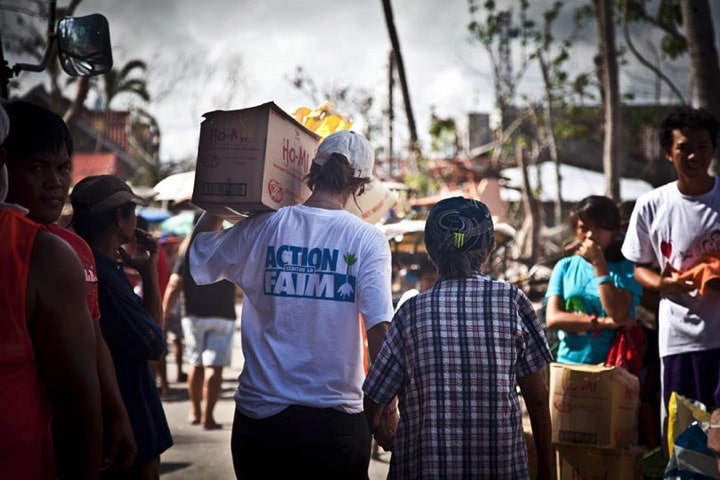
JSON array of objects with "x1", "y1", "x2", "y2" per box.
[
  {"x1": 665, "y1": 228, "x2": 720, "y2": 264},
  {"x1": 264, "y1": 245, "x2": 357, "y2": 302},
  {"x1": 84, "y1": 266, "x2": 98, "y2": 283}
]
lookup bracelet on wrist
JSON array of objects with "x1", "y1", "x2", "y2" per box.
[
  {"x1": 595, "y1": 274, "x2": 613, "y2": 286},
  {"x1": 589, "y1": 313, "x2": 599, "y2": 330}
]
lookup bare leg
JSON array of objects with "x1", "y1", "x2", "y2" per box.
[
  {"x1": 203, "y1": 366, "x2": 223, "y2": 429},
  {"x1": 174, "y1": 338, "x2": 186, "y2": 382},
  {"x1": 187, "y1": 365, "x2": 204, "y2": 424}
]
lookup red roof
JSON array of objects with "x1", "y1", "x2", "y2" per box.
[
  {"x1": 79, "y1": 111, "x2": 131, "y2": 151},
  {"x1": 72, "y1": 152, "x2": 123, "y2": 185}
]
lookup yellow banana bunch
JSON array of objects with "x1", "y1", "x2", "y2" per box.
[{"x1": 292, "y1": 102, "x2": 352, "y2": 138}]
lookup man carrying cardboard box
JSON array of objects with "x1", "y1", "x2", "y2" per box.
[{"x1": 187, "y1": 130, "x2": 394, "y2": 479}]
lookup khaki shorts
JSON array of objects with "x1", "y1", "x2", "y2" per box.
[{"x1": 181, "y1": 316, "x2": 235, "y2": 367}]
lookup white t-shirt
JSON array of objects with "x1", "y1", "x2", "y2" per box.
[
  {"x1": 621, "y1": 178, "x2": 720, "y2": 357},
  {"x1": 189, "y1": 205, "x2": 394, "y2": 418}
]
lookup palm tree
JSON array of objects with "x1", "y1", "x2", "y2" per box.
[
  {"x1": 99, "y1": 59, "x2": 150, "y2": 109},
  {"x1": 64, "y1": 59, "x2": 150, "y2": 123}
]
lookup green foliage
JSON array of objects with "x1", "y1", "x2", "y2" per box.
[
  {"x1": 620, "y1": 0, "x2": 688, "y2": 60},
  {"x1": 403, "y1": 172, "x2": 434, "y2": 197},
  {"x1": 660, "y1": 35, "x2": 687, "y2": 60},
  {"x1": 428, "y1": 116, "x2": 457, "y2": 156}
]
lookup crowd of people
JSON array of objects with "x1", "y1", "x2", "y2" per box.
[{"x1": 1, "y1": 98, "x2": 718, "y2": 479}]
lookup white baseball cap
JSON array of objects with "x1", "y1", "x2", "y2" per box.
[{"x1": 312, "y1": 130, "x2": 374, "y2": 178}]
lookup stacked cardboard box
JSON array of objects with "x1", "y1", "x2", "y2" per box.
[{"x1": 548, "y1": 363, "x2": 643, "y2": 479}]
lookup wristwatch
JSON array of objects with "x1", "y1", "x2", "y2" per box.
[{"x1": 589, "y1": 313, "x2": 599, "y2": 330}]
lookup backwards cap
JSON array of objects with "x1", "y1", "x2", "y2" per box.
[
  {"x1": 71, "y1": 175, "x2": 147, "y2": 214},
  {"x1": 312, "y1": 130, "x2": 374, "y2": 178},
  {"x1": 424, "y1": 197, "x2": 494, "y2": 256}
]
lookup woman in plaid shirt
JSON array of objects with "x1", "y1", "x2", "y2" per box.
[{"x1": 363, "y1": 197, "x2": 554, "y2": 479}]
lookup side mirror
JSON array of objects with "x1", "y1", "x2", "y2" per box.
[{"x1": 57, "y1": 14, "x2": 113, "y2": 77}]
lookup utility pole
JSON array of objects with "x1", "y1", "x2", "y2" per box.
[
  {"x1": 381, "y1": 0, "x2": 418, "y2": 158},
  {"x1": 387, "y1": 50, "x2": 395, "y2": 177}
]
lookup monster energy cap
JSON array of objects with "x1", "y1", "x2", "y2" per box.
[{"x1": 424, "y1": 196, "x2": 495, "y2": 255}]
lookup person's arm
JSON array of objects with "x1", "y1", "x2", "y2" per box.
[
  {"x1": 366, "y1": 321, "x2": 390, "y2": 363},
  {"x1": 634, "y1": 262, "x2": 696, "y2": 295},
  {"x1": 364, "y1": 319, "x2": 398, "y2": 451},
  {"x1": 363, "y1": 395, "x2": 398, "y2": 451},
  {"x1": 545, "y1": 295, "x2": 624, "y2": 332},
  {"x1": 28, "y1": 232, "x2": 103, "y2": 479},
  {"x1": 162, "y1": 272, "x2": 183, "y2": 327},
  {"x1": 95, "y1": 325, "x2": 137, "y2": 469},
  {"x1": 518, "y1": 370, "x2": 555, "y2": 480},
  {"x1": 190, "y1": 211, "x2": 224, "y2": 241},
  {"x1": 120, "y1": 229, "x2": 163, "y2": 327},
  {"x1": 577, "y1": 238, "x2": 633, "y2": 324}
]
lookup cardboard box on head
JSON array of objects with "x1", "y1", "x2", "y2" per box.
[{"x1": 192, "y1": 102, "x2": 320, "y2": 217}]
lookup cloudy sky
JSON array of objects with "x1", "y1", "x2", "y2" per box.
[{"x1": 7, "y1": 0, "x2": 718, "y2": 162}]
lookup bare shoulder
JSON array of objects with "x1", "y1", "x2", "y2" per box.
[{"x1": 28, "y1": 231, "x2": 87, "y2": 306}]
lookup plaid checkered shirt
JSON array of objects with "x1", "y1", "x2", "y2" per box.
[{"x1": 363, "y1": 274, "x2": 552, "y2": 479}]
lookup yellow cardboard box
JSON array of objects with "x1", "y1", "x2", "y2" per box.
[
  {"x1": 555, "y1": 445, "x2": 644, "y2": 480},
  {"x1": 192, "y1": 102, "x2": 320, "y2": 217},
  {"x1": 549, "y1": 363, "x2": 639, "y2": 449}
]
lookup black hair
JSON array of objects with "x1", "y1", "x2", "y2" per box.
[
  {"x1": 428, "y1": 249, "x2": 489, "y2": 280},
  {"x1": 73, "y1": 202, "x2": 135, "y2": 242},
  {"x1": 569, "y1": 195, "x2": 621, "y2": 232},
  {"x1": 304, "y1": 153, "x2": 370, "y2": 195},
  {"x1": 1, "y1": 100, "x2": 73, "y2": 165},
  {"x1": 659, "y1": 106, "x2": 719, "y2": 153},
  {"x1": 569, "y1": 195, "x2": 624, "y2": 262}
]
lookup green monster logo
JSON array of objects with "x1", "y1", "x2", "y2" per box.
[{"x1": 453, "y1": 232, "x2": 465, "y2": 248}]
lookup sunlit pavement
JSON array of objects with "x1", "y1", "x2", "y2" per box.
[{"x1": 159, "y1": 317, "x2": 391, "y2": 479}]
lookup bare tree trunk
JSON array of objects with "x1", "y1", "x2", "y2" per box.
[
  {"x1": 680, "y1": 0, "x2": 720, "y2": 172},
  {"x1": 381, "y1": 0, "x2": 418, "y2": 158},
  {"x1": 596, "y1": 0, "x2": 622, "y2": 201},
  {"x1": 516, "y1": 140, "x2": 541, "y2": 264},
  {"x1": 537, "y1": 57, "x2": 562, "y2": 226}
]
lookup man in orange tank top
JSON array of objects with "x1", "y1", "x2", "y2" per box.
[
  {"x1": 0, "y1": 104, "x2": 103, "y2": 478},
  {"x1": 3, "y1": 101, "x2": 137, "y2": 470}
]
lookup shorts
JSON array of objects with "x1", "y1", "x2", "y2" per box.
[
  {"x1": 181, "y1": 315, "x2": 235, "y2": 367},
  {"x1": 661, "y1": 348, "x2": 720, "y2": 412}
]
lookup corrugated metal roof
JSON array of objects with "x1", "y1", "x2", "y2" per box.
[{"x1": 72, "y1": 152, "x2": 120, "y2": 185}]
